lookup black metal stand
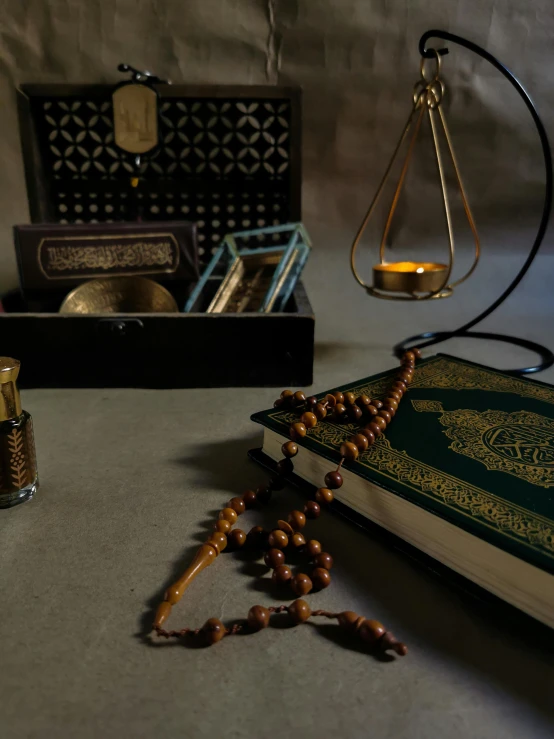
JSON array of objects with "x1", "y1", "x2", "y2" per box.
[{"x1": 394, "y1": 30, "x2": 554, "y2": 376}]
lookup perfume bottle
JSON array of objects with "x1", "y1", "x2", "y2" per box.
[{"x1": 0, "y1": 357, "x2": 38, "y2": 508}]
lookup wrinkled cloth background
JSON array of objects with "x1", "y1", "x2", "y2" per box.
[{"x1": 1, "y1": 0, "x2": 553, "y2": 294}]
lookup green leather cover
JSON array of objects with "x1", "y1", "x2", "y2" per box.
[{"x1": 251, "y1": 354, "x2": 554, "y2": 575}]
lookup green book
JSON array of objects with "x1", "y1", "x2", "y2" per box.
[{"x1": 251, "y1": 354, "x2": 554, "y2": 628}]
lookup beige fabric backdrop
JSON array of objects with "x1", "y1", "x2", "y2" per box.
[{"x1": 1, "y1": 0, "x2": 553, "y2": 293}]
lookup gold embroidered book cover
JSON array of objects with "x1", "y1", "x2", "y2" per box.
[{"x1": 252, "y1": 354, "x2": 554, "y2": 627}]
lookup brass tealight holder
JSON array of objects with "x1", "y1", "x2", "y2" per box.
[{"x1": 350, "y1": 49, "x2": 480, "y2": 301}]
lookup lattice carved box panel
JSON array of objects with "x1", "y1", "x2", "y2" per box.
[{"x1": 18, "y1": 85, "x2": 301, "y2": 266}]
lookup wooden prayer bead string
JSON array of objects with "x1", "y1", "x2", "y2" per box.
[
  {"x1": 261, "y1": 348, "x2": 419, "y2": 598},
  {"x1": 152, "y1": 349, "x2": 421, "y2": 654}
]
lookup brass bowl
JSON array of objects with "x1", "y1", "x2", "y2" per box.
[
  {"x1": 59, "y1": 276, "x2": 179, "y2": 314},
  {"x1": 373, "y1": 261, "x2": 448, "y2": 294}
]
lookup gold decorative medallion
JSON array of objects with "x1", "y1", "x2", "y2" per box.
[
  {"x1": 112, "y1": 84, "x2": 158, "y2": 154},
  {"x1": 440, "y1": 409, "x2": 554, "y2": 488}
]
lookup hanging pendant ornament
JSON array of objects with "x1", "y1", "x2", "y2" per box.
[
  {"x1": 112, "y1": 65, "x2": 167, "y2": 203},
  {"x1": 350, "y1": 49, "x2": 480, "y2": 300}
]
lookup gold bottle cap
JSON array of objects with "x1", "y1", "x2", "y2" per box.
[{"x1": 0, "y1": 357, "x2": 23, "y2": 422}]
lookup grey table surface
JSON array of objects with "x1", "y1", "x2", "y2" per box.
[{"x1": 2, "y1": 225, "x2": 554, "y2": 739}]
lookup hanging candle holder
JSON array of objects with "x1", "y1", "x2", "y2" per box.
[
  {"x1": 349, "y1": 29, "x2": 553, "y2": 375},
  {"x1": 350, "y1": 49, "x2": 480, "y2": 301}
]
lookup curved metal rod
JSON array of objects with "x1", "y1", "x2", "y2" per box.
[
  {"x1": 378, "y1": 102, "x2": 425, "y2": 263},
  {"x1": 400, "y1": 30, "x2": 553, "y2": 375},
  {"x1": 395, "y1": 331, "x2": 553, "y2": 376},
  {"x1": 437, "y1": 106, "x2": 481, "y2": 288},
  {"x1": 350, "y1": 103, "x2": 422, "y2": 288},
  {"x1": 427, "y1": 105, "x2": 455, "y2": 293}
]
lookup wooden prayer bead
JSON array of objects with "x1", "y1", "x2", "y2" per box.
[
  {"x1": 264, "y1": 548, "x2": 286, "y2": 568},
  {"x1": 304, "y1": 500, "x2": 321, "y2": 519},
  {"x1": 288, "y1": 510, "x2": 306, "y2": 530},
  {"x1": 366, "y1": 421, "x2": 382, "y2": 438},
  {"x1": 361, "y1": 428, "x2": 376, "y2": 446},
  {"x1": 312, "y1": 567, "x2": 331, "y2": 590},
  {"x1": 291, "y1": 572, "x2": 313, "y2": 595},
  {"x1": 281, "y1": 389, "x2": 294, "y2": 401},
  {"x1": 314, "y1": 551, "x2": 333, "y2": 570},
  {"x1": 324, "y1": 471, "x2": 342, "y2": 490},
  {"x1": 153, "y1": 601, "x2": 172, "y2": 628},
  {"x1": 403, "y1": 351, "x2": 415, "y2": 363},
  {"x1": 351, "y1": 433, "x2": 369, "y2": 452},
  {"x1": 291, "y1": 532, "x2": 306, "y2": 548},
  {"x1": 337, "y1": 610, "x2": 359, "y2": 630},
  {"x1": 228, "y1": 529, "x2": 247, "y2": 548},
  {"x1": 305, "y1": 539, "x2": 322, "y2": 557},
  {"x1": 293, "y1": 390, "x2": 307, "y2": 406},
  {"x1": 347, "y1": 405, "x2": 363, "y2": 423},
  {"x1": 340, "y1": 441, "x2": 359, "y2": 460},
  {"x1": 272, "y1": 564, "x2": 292, "y2": 583},
  {"x1": 203, "y1": 617, "x2": 226, "y2": 645},
  {"x1": 271, "y1": 477, "x2": 285, "y2": 493},
  {"x1": 358, "y1": 619, "x2": 386, "y2": 645},
  {"x1": 343, "y1": 391, "x2": 356, "y2": 406},
  {"x1": 324, "y1": 393, "x2": 337, "y2": 408},
  {"x1": 268, "y1": 529, "x2": 289, "y2": 549},
  {"x1": 288, "y1": 599, "x2": 311, "y2": 624},
  {"x1": 385, "y1": 397, "x2": 399, "y2": 411},
  {"x1": 356, "y1": 394, "x2": 372, "y2": 409},
  {"x1": 274, "y1": 399, "x2": 283, "y2": 408},
  {"x1": 256, "y1": 485, "x2": 272, "y2": 504},
  {"x1": 373, "y1": 416, "x2": 387, "y2": 430},
  {"x1": 214, "y1": 519, "x2": 232, "y2": 534},
  {"x1": 366, "y1": 404, "x2": 379, "y2": 416},
  {"x1": 277, "y1": 519, "x2": 295, "y2": 536},
  {"x1": 373, "y1": 399, "x2": 383, "y2": 410},
  {"x1": 289, "y1": 422, "x2": 307, "y2": 441},
  {"x1": 247, "y1": 605, "x2": 270, "y2": 631},
  {"x1": 208, "y1": 531, "x2": 228, "y2": 554},
  {"x1": 247, "y1": 525, "x2": 266, "y2": 548},
  {"x1": 276, "y1": 458, "x2": 294, "y2": 476},
  {"x1": 219, "y1": 507, "x2": 238, "y2": 524},
  {"x1": 392, "y1": 381, "x2": 406, "y2": 395},
  {"x1": 281, "y1": 441, "x2": 299, "y2": 458},
  {"x1": 306, "y1": 395, "x2": 318, "y2": 409},
  {"x1": 398, "y1": 371, "x2": 412, "y2": 383},
  {"x1": 228, "y1": 497, "x2": 246, "y2": 515},
  {"x1": 380, "y1": 631, "x2": 408, "y2": 656},
  {"x1": 300, "y1": 411, "x2": 318, "y2": 429},
  {"x1": 333, "y1": 391, "x2": 345, "y2": 405},
  {"x1": 378, "y1": 410, "x2": 391, "y2": 425},
  {"x1": 333, "y1": 403, "x2": 347, "y2": 421},
  {"x1": 412, "y1": 347, "x2": 422, "y2": 359},
  {"x1": 315, "y1": 487, "x2": 335, "y2": 505},
  {"x1": 242, "y1": 489, "x2": 257, "y2": 508},
  {"x1": 382, "y1": 405, "x2": 396, "y2": 419},
  {"x1": 314, "y1": 402, "x2": 327, "y2": 420},
  {"x1": 389, "y1": 391, "x2": 402, "y2": 402}
]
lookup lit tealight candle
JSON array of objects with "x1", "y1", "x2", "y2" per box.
[{"x1": 373, "y1": 261, "x2": 448, "y2": 293}]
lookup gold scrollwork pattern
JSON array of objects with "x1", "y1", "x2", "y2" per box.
[
  {"x1": 367, "y1": 440, "x2": 554, "y2": 557},
  {"x1": 412, "y1": 356, "x2": 554, "y2": 405},
  {"x1": 412, "y1": 399, "x2": 444, "y2": 412}
]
